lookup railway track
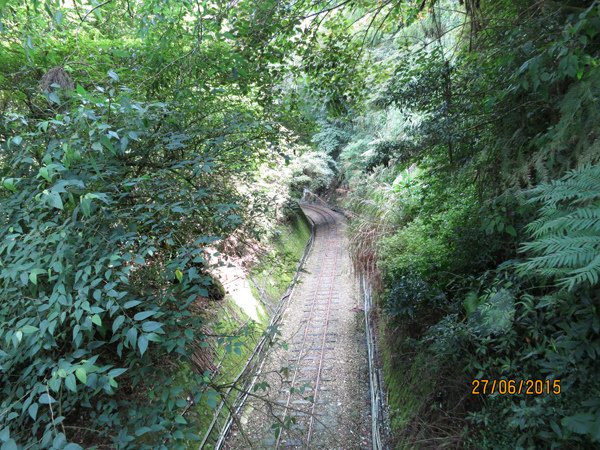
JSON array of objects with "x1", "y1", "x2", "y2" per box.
[
  {"x1": 273, "y1": 203, "x2": 343, "y2": 448},
  {"x1": 223, "y1": 202, "x2": 371, "y2": 449}
]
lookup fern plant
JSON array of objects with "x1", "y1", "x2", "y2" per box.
[{"x1": 518, "y1": 164, "x2": 600, "y2": 290}]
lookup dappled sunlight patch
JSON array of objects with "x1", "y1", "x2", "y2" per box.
[{"x1": 206, "y1": 248, "x2": 267, "y2": 324}]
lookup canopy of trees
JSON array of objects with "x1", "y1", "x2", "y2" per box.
[{"x1": 1, "y1": 0, "x2": 599, "y2": 449}]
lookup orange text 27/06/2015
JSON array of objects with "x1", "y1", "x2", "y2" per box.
[{"x1": 471, "y1": 379, "x2": 561, "y2": 395}]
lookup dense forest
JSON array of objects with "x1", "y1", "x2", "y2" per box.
[{"x1": 1, "y1": 0, "x2": 599, "y2": 449}]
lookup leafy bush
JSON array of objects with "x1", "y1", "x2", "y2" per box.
[
  {"x1": 0, "y1": 86, "x2": 250, "y2": 448},
  {"x1": 385, "y1": 273, "x2": 444, "y2": 319},
  {"x1": 288, "y1": 149, "x2": 336, "y2": 195},
  {"x1": 377, "y1": 175, "x2": 483, "y2": 287},
  {"x1": 310, "y1": 120, "x2": 351, "y2": 158},
  {"x1": 364, "y1": 139, "x2": 408, "y2": 172},
  {"x1": 335, "y1": 2, "x2": 600, "y2": 447},
  {"x1": 378, "y1": 217, "x2": 450, "y2": 283},
  {"x1": 467, "y1": 288, "x2": 515, "y2": 337},
  {"x1": 463, "y1": 286, "x2": 600, "y2": 448},
  {"x1": 424, "y1": 165, "x2": 600, "y2": 448}
]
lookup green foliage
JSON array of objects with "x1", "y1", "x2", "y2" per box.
[
  {"x1": 2, "y1": 0, "x2": 600, "y2": 447},
  {"x1": 385, "y1": 273, "x2": 444, "y2": 323},
  {"x1": 379, "y1": 217, "x2": 450, "y2": 282},
  {"x1": 250, "y1": 208, "x2": 311, "y2": 303},
  {"x1": 467, "y1": 288, "x2": 515, "y2": 337},
  {"x1": 310, "y1": 119, "x2": 351, "y2": 159},
  {"x1": 302, "y1": 21, "x2": 367, "y2": 117},
  {"x1": 519, "y1": 164, "x2": 600, "y2": 289},
  {"x1": 301, "y1": 0, "x2": 600, "y2": 448},
  {"x1": 380, "y1": 328, "x2": 437, "y2": 447},
  {"x1": 288, "y1": 149, "x2": 336, "y2": 195},
  {"x1": 463, "y1": 284, "x2": 600, "y2": 448},
  {"x1": 377, "y1": 169, "x2": 485, "y2": 287},
  {"x1": 0, "y1": 86, "x2": 239, "y2": 448},
  {"x1": 0, "y1": 1, "x2": 311, "y2": 447}
]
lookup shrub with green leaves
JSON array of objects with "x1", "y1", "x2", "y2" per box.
[
  {"x1": 327, "y1": 1, "x2": 600, "y2": 447},
  {"x1": 462, "y1": 285, "x2": 600, "y2": 448},
  {"x1": 0, "y1": 85, "x2": 255, "y2": 448},
  {"x1": 378, "y1": 217, "x2": 450, "y2": 283},
  {"x1": 288, "y1": 149, "x2": 336, "y2": 196},
  {"x1": 385, "y1": 272, "x2": 445, "y2": 325},
  {"x1": 311, "y1": 120, "x2": 351, "y2": 158}
]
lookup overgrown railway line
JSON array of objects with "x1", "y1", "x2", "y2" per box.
[
  {"x1": 223, "y1": 203, "x2": 371, "y2": 449},
  {"x1": 273, "y1": 203, "x2": 343, "y2": 449}
]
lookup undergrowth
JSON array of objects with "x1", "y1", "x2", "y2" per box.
[
  {"x1": 330, "y1": 1, "x2": 600, "y2": 448},
  {"x1": 250, "y1": 209, "x2": 312, "y2": 303}
]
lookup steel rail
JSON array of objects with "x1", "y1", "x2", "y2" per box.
[
  {"x1": 213, "y1": 199, "x2": 386, "y2": 450},
  {"x1": 305, "y1": 191, "x2": 389, "y2": 450},
  {"x1": 302, "y1": 205, "x2": 341, "y2": 448},
  {"x1": 305, "y1": 245, "x2": 337, "y2": 447}
]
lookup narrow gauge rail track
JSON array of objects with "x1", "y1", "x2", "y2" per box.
[
  {"x1": 204, "y1": 205, "x2": 316, "y2": 450},
  {"x1": 274, "y1": 203, "x2": 342, "y2": 449},
  {"x1": 222, "y1": 200, "x2": 372, "y2": 449},
  {"x1": 302, "y1": 192, "x2": 388, "y2": 450}
]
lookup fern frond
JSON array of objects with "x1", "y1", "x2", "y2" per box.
[
  {"x1": 527, "y1": 165, "x2": 600, "y2": 207},
  {"x1": 518, "y1": 164, "x2": 600, "y2": 290},
  {"x1": 518, "y1": 246, "x2": 598, "y2": 271},
  {"x1": 520, "y1": 235, "x2": 600, "y2": 254},
  {"x1": 531, "y1": 207, "x2": 600, "y2": 237},
  {"x1": 559, "y1": 254, "x2": 600, "y2": 290}
]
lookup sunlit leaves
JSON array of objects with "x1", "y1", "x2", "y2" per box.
[
  {"x1": 1, "y1": 178, "x2": 17, "y2": 192},
  {"x1": 107, "y1": 69, "x2": 119, "y2": 81},
  {"x1": 0, "y1": 89, "x2": 239, "y2": 447},
  {"x1": 0, "y1": 0, "x2": 301, "y2": 447},
  {"x1": 73, "y1": 368, "x2": 86, "y2": 386},
  {"x1": 175, "y1": 268, "x2": 183, "y2": 283},
  {"x1": 28, "y1": 268, "x2": 46, "y2": 285}
]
